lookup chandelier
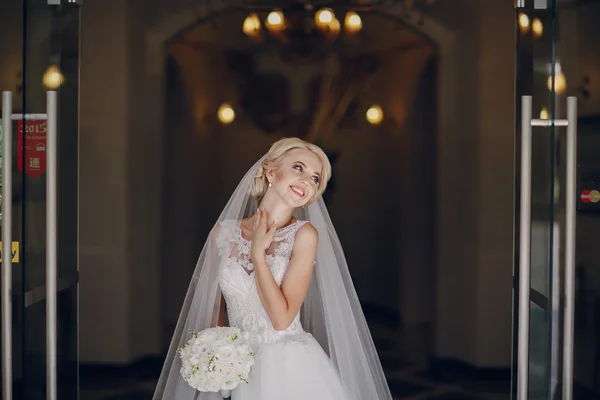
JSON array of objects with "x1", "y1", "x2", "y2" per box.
[
  {"x1": 239, "y1": 0, "x2": 436, "y2": 53},
  {"x1": 241, "y1": 3, "x2": 365, "y2": 57}
]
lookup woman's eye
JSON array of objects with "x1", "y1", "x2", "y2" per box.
[
  {"x1": 294, "y1": 165, "x2": 303, "y2": 172},
  {"x1": 312, "y1": 177, "x2": 319, "y2": 183}
]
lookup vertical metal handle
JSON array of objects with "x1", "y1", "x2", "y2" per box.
[
  {"x1": 46, "y1": 91, "x2": 58, "y2": 400},
  {"x1": 2, "y1": 91, "x2": 13, "y2": 400},
  {"x1": 517, "y1": 95, "x2": 533, "y2": 400},
  {"x1": 562, "y1": 96, "x2": 577, "y2": 400}
]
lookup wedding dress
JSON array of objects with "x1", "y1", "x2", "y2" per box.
[
  {"x1": 152, "y1": 154, "x2": 392, "y2": 400},
  {"x1": 216, "y1": 219, "x2": 352, "y2": 399}
]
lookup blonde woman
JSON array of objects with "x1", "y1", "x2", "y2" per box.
[{"x1": 154, "y1": 138, "x2": 392, "y2": 400}]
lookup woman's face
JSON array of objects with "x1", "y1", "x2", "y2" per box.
[{"x1": 267, "y1": 148, "x2": 323, "y2": 208}]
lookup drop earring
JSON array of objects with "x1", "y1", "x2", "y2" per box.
[{"x1": 268, "y1": 182, "x2": 273, "y2": 188}]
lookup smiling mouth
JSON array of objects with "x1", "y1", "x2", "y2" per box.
[{"x1": 289, "y1": 185, "x2": 306, "y2": 198}]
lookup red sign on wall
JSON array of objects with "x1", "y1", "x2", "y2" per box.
[{"x1": 17, "y1": 120, "x2": 47, "y2": 178}]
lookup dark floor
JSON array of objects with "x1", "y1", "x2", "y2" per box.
[
  {"x1": 77, "y1": 305, "x2": 600, "y2": 400},
  {"x1": 80, "y1": 309, "x2": 514, "y2": 400}
]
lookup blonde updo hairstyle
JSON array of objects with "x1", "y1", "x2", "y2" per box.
[{"x1": 251, "y1": 137, "x2": 332, "y2": 204}]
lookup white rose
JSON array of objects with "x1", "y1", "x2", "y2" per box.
[
  {"x1": 199, "y1": 330, "x2": 220, "y2": 344},
  {"x1": 217, "y1": 344, "x2": 237, "y2": 358},
  {"x1": 221, "y1": 379, "x2": 238, "y2": 390}
]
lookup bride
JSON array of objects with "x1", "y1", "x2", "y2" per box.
[{"x1": 153, "y1": 137, "x2": 392, "y2": 400}]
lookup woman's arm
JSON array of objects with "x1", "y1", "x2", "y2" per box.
[{"x1": 253, "y1": 223, "x2": 318, "y2": 331}]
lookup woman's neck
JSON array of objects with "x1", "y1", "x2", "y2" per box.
[{"x1": 257, "y1": 196, "x2": 295, "y2": 228}]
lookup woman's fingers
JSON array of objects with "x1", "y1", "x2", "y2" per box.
[{"x1": 268, "y1": 218, "x2": 278, "y2": 235}]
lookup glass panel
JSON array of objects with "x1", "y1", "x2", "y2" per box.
[
  {"x1": 529, "y1": 301, "x2": 549, "y2": 400},
  {"x1": 0, "y1": 1, "x2": 27, "y2": 395},
  {"x1": 20, "y1": 0, "x2": 80, "y2": 398},
  {"x1": 556, "y1": 1, "x2": 600, "y2": 397},
  {"x1": 22, "y1": 287, "x2": 78, "y2": 398},
  {"x1": 514, "y1": 0, "x2": 562, "y2": 399},
  {"x1": 515, "y1": 1, "x2": 600, "y2": 398},
  {"x1": 0, "y1": 0, "x2": 78, "y2": 397}
]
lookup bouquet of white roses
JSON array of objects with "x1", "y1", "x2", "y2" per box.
[{"x1": 177, "y1": 326, "x2": 255, "y2": 400}]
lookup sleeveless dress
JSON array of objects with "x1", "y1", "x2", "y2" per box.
[{"x1": 216, "y1": 219, "x2": 353, "y2": 400}]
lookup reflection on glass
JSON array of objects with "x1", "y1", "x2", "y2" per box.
[
  {"x1": 529, "y1": 302, "x2": 549, "y2": 400},
  {"x1": 42, "y1": 65, "x2": 65, "y2": 90}
]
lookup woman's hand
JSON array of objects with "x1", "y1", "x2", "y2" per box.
[{"x1": 250, "y1": 209, "x2": 277, "y2": 260}]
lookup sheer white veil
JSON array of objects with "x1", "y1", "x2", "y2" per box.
[{"x1": 153, "y1": 154, "x2": 392, "y2": 400}]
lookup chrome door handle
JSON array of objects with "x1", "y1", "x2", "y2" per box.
[
  {"x1": 517, "y1": 95, "x2": 533, "y2": 400},
  {"x1": 562, "y1": 96, "x2": 577, "y2": 400},
  {"x1": 2, "y1": 91, "x2": 13, "y2": 400},
  {"x1": 517, "y1": 96, "x2": 578, "y2": 400},
  {"x1": 46, "y1": 91, "x2": 58, "y2": 400}
]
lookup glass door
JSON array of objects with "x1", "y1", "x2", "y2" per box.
[
  {"x1": 1, "y1": 0, "x2": 80, "y2": 398},
  {"x1": 513, "y1": 0, "x2": 600, "y2": 399},
  {"x1": 514, "y1": 2, "x2": 566, "y2": 399}
]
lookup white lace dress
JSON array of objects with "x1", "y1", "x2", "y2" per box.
[{"x1": 216, "y1": 220, "x2": 352, "y2": 400}]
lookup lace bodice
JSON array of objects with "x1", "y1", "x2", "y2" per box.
[{"x1": 216, "y1": 219, "x2": 310, "y2": 348}]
